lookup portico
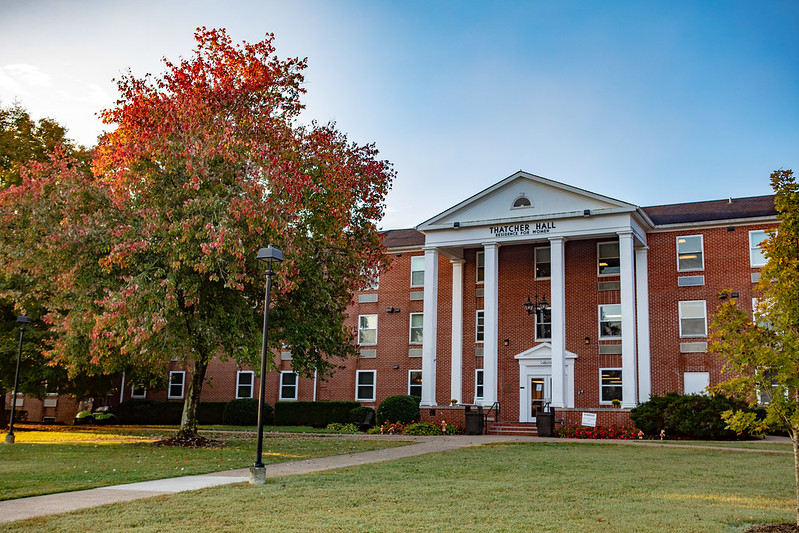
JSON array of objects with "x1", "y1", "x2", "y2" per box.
[{"x1": 416, "y1": 171, "x2": 653, "y2": 418}]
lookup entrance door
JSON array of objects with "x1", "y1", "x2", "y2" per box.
[{"x1": 529, "y1": 376, "x2": 551, "y2": 421}]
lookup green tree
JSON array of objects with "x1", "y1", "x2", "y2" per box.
[
  {"x1": 709, "y1": 169, "x2": 799, "y2": 525},
  {"x1": 0, "y1": 103, "x2": 93, "y2": 427},
  {"x1": 0, "y1": 28, "x2": 393, "y2": 440}
]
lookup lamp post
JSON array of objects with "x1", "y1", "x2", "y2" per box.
[
  {"x1": 5, "y1": 316, "x2": 32, "y2": 445},
  {"x1": 250, "y1": 244, "x2": 283, "y2": 484}
]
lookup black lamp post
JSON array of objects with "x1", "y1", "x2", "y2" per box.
[
  {"x1": 5, "y1": 316, "x2": 32, "y2": 445},
  {"x1": 250, "y1": 244, "x2": 283, "y2": 484}
]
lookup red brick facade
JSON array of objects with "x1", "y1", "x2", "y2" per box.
[{"x1": 7, "y1": 173, "x2": 778, "y2": 426}]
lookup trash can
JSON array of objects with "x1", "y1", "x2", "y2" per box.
[
  {"x1": 464, "y1": 405, "x2": 484, "y2": 435},
  {"x1": 535, "y1": 404, "x2": 555, "y2": 437}
]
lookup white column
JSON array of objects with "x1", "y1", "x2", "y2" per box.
[
  {"x1": 635, "y1": 246, "x2": 652, "y2": 402},
  {"x1": 420, "y1": 247, "x2": 439, "y2": 406},
  {"x1": 482, "y1": 243, "x2": 499, "y2": 407},
  {"x1": 618, "y1": 231, "x2": 638, "y2": 408},
  {"x1": 450, "y1": 258, "x2": 464, "y2": 404},
  {"x1": 549, "y1": 237, "x2": 567, "y2": 408}
]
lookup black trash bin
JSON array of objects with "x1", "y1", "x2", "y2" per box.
[
  {"x1": 464, "y1": 405, "x2": 484, "y2": 435},
  {"x1": 535, "y1": 404, "x2": 555, "y2": 437}
]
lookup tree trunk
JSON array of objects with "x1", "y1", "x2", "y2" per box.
[
  {"x1": 176, "y1": 359, "x2": 208, "y2": 440},
  {"x1": 0, "y1": 390, "x2": 6, "y2": 430}
]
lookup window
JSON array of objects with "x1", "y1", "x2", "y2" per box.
[
  {"x1": 600, "y1": 368, "x2": 622, "y2": 404},
  {"x1": 475, "y1": 369, "x2": 484, "y2": 401},
  {"x1": 677, "y1": 235, "x2": 704, "y2": 271},
  {"x1": 512, "y1": 195, "x2": 532, "y2": 208},
  {"x1": 280, "y1": 371, "x2": 298, "y2": 400},
  {"x1": 408, "y1": 370, "x2": 422, "y2": 398},
  {"x1": 356, "y1": 370, "x2": 376, "y2": 402},
  {"x1": 535, "y1": 247, "x2": 551, "y2": 279},
  {"x1": 599, "y1": 304, "x2": 622, "y2": 338},
  {"x1": 131, "y1": 384, "x2": 147, "y2": 399},
  {"x1": 679, "y1": 300, "x2": 707, "y2": 337},
  {"x1": 683, "y1": 372, "x2": 709, "y2": 395},
  {"x1": 598, "y1": 242, "x2": 620, "y2": 275},
  {"x1": 476, "y1": 310, "x2": 485, "y2": 342},
  {"x1": 168, "y1": 371, "x2": 185, "y2": 399},
  {"x1": 236, "y1": 371, "x2": 254, "y2": 399},
  {"x1": 409, "y1": 313, "x2": 423, "y2": 344},
  {"x1": 476, "y1": 251, "x2": 485, "y2": 284},
  {"x1": 535, "y1": 307, "x2": 552, "y2": 340},
  {"x1": 410, "y1": 256, "x2": 425, "y2": 287},
  {"x1": 358, "y1": 314, "x2": 377, "y2": 345},
  {"x1": 750, "y1": 230, "x2": 768, "y2": 267}
]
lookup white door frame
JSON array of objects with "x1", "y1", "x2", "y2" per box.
[{"x1": 515, "y1": 343, "x2": 577, "y2": 423}]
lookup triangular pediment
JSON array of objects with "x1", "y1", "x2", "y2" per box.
[
  {"x1": 417, "y1": 171, "x2": 638, "y2": 231},
  {"x1": 514, "y1": 342, "x2": 578, "y2": 360}
]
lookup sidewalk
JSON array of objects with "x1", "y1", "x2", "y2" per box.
[{"x1": 0, "y1": 434, "x2": 539, "y2": 524}]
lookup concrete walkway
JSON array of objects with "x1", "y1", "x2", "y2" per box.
[
  {"x1": 0, "y1": 434, "x2": 539, "y2": 524},
  {"x1": 0, "y1": 433, "x2": 791, "y2": 524}
]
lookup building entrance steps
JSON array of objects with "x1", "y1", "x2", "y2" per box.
[{"x1": 487, "y1": 421, "x2": 539, "y2": 436}]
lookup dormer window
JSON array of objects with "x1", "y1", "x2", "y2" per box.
[{"x1": 512, "y1": 194, "x2": 532, "y2": 208}]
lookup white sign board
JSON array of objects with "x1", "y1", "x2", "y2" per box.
[{"x1": 581, "y1": 412, "x2": 597, "y2": 427}]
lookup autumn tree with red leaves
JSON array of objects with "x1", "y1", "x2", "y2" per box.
[{"x1": 0, "y1": 28, "x2": 393, "y2": 440}]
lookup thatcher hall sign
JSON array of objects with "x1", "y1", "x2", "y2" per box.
[{"x1": 489, "y1": 222, "x2": 556, "y2": 238}]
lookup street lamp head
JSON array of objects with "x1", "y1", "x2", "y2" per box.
[
  {"x1": 16, "y1": 316, "x2": 32, "y2": 329},
  {"x1": 257, "y1": 244, "x2": 283, "y2": 263}
]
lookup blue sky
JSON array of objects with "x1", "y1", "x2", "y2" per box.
[{"x1": 1, "y1": 1, "x2": 797, "y2": 229}]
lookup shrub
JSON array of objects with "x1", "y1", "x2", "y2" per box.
[
  {"x1": 376, "y1": 395, "x2": 420, "y2": 425},
  {"x1": 348, "y1": 406, "x2": 376, "y2": 427},
  {"x1": 630, "y1": 393, "x2": 681, "y2": 435},
  {"x1": 196, "y1": 402, "x2": 227, "y2": 425},
  {"x1": 662, "y1": 394, "x2": 746, "y2": 440},
  {"x1": 555, "y1": 424, "x2": 638, "y2": 439},
  {"x1": 274, "y1": 401, "x2": 361, "y2": 427},
  {"x1": 223, "y1": 398, "x2": 268, "y2": 426},
  {"x1": 325, "y1": 422, "x2": 359, "y2": 433},
  {"x1": 403, "y1": 421, "x2": 442, "y2": 435}
]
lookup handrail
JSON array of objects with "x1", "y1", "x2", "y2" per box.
[{"x1": 483, "y1": 401, "x2": 500, "y2": 434}]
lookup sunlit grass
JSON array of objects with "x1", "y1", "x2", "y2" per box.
[
  {"x1": 3, "y1": 442, "x2": 793, "y2": 532},
  {"x1": 0, "y1": 426, "x2": 407, "y2": 501}
]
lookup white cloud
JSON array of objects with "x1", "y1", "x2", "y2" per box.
[{"x1": 3, "y1": 64, "x2": 52, "y2": 89}]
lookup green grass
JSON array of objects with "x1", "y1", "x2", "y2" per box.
[
  {"x1": 3, "y1": 442, "x2": 794, "y2": 532},
  {"x1": 0, "y1": 426, "x2": 406, "y2": 500}
]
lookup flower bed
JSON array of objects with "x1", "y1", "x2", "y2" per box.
[
  {"x1": 555, "y1": 424, "x2": 638, "y2": 439},
  {"x1": 369, "y1": 420, "x2": 463, "y2": 435}
]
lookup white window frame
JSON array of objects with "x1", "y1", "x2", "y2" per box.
[
  {"x1": 475, "y1": 369, "x2": 484, "y2": 401},
  {"x1": 597, "y1": 241, "x2": 620, "y2": 276},
  {"x1": 356, "y1": 370, "x2": 376, "y2": 402},
  {"x1": 598, "y1": 304, "x2": 622, "y2": 339},
  {"x1": 535, "y1": 307, "x2": 552, "y2": 341},
  {"x1": 236, "y1": 370, "x2": 254, "y2": 399},
  {"x1": 358, "y1": 314, "x2": 378, "y2": 345},
  {"x1": 279, "y1": 371, "x2": 298, "y2": 401},
  {"x1": 599, "y1": 368, "x2": 623, "y2": 404},
  {"x1": 409, "y1": 313, "x2": 423, "y2": 344},
  {"x1": 676, "y1": 235, "x2": 704, "y2": 272},
  {"x1": 476, "y1": 251, "x2": 485, "y2": 284},
  {"x1": 476, "y1": 310, "x2": 485, "y2": 343},
  {"x1": 410, "y1": 256, "x2": 425, "y2": 287},
  {"x1": 679, "y1": 300, "x2": 707, "y2": 338},
  {"x1": 168, "y1": 371, "x2": 185, "y2": 399},
  {"x1": 130, "y1": 384, "x2": 147, "y2": 399},
  {"x1": 535, "y1": 246, "x2": 551, "y2": 279},
  {"x1": 408, "y1": 370, "x2": 422, "y2": 398},
  {"x1": 749, "y1": 229, "x2": 768, "y2": 267}
]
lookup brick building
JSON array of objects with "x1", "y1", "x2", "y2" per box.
[{"x1": 7, "y1": 171, "x2": 778, "y2": 428}]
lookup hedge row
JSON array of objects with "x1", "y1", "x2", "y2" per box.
[
  {"x1": 116, "y1": 399, "x2": 267, "y2": 426},
  {"x1": 274, "y1": 401, "x2": 361, "y2": 427},
  {"x1": 630, "y1": 393, "x2": 753, "y2": 440}
]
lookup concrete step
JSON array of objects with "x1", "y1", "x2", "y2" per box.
[{"x1": 488, "y1": 422, "x2": 538, "y2": 436}]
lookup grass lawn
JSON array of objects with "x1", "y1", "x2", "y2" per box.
[
  {"x1": 0, "y1": 425, "x2": 406, "y2": 500},
  {"x1": 2, "y1": 441, "x2": 794, "y2": 532}
]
